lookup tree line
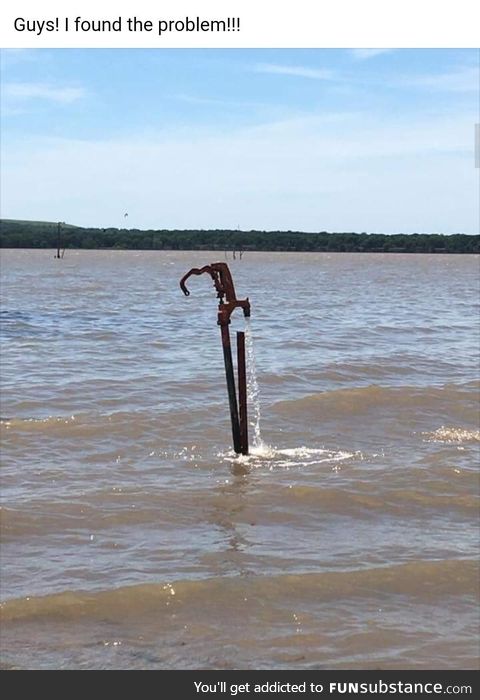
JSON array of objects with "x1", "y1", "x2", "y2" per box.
[{"x1": 0, "y1": 220, "x2": 478, "y2": 253}]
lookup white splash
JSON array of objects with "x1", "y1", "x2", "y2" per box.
[
  {"x1": 422, "y1": 426, "x2": 480, "y2": 444},
  {"x1": 220, "y1": 444, "x2": 355, "y2": 470},
  {"x1": 245, "y1": 319, "x2": 264, "y2": 449}
]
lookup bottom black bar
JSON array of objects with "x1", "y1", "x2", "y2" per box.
[{"x1": 0, "y1": 669, "x2": 477, "y2": 697}]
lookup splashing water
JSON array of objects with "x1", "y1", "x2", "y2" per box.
[
  {"x1": 241, "y1": 321, "x2": 356, "y2": 469},
  {"x1": 220, "y1": 444, "x2": 356, "y2": 470},
  {"x1": 245, "y1": 319, "x2": 263, "y2": 449},
  {"x1": 422, "y1": 426, "x2": 480, "y2": 443}
]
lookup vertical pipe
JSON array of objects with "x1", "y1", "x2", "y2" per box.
[
  {"x1": 220, "y1": 324, "x2": 241, "y2": 454},
  {"x1": 56, "y1": 222, "x2": 61, "y2": 259},
  {"x1": 237, "y1": 331, "x2": 248, "y2": 455}
]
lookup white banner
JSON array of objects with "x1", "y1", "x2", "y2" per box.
[{"x1": 1, "y1": 0, "x2": 480, "y2": 48}]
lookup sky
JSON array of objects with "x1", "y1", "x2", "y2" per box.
[{"x1": 1, "y1": 48, "x2": 479, "y2": 233}]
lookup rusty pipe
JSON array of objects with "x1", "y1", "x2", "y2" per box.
[
  {"x1": 237, "y1": 331, "x2": 248, "y2": 455},
  {"x1": 179, "y1": 262, "x2": 250, "y2": 455}
]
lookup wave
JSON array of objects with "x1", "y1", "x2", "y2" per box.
[
  {"x1": 284, "y1": 484, "x2": 479, "y2": 516},
  {"x1": 1, "y1": 414, "x2": 81, "y2": 429},
  {"x1": 272, "y1": 382, "x2": 480, "y2": 419},
  {"x1": 0, "y1": 407, "x2": 217, "y2": 440},
  {"x1": 0, "y1": 411, "x2": 160, "y2": 444},
  {"x1": 1, "y1": 559, "x2": 477, "y2": 623},
  {"x1": 422, "y1": 426, "x2": 480, "y2": 444},
  {"x1": 3, "y1": 381, "x2": 477, "y2": 436},
  {"x1": 2, "y1": 473, "x2": 476, "y2": 539}
]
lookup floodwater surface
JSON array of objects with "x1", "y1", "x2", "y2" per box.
[{"x1": 0, "y1": 249, "x2": 479, "y2": 669}]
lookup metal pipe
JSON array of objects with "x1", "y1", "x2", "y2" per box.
[
  {"x1": 180, "y1": 262, "x2": 251, "y2": 455},
  {"x1": 221, "y1": 323, "x2": 241, "y2": 454},
  {"x1": 56, "y1": 222, "x2": 61, "y2": 259},
  {"x1": 237, "y1": 331, "x2": 248, "y2": 455}
]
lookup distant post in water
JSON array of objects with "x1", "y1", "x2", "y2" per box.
[
  {"x1": 179, "y1": 262, "x2": 250, "y2": 455},
  {"x1": 55, "y1": 221, "x2": 65, "y2": 259}
]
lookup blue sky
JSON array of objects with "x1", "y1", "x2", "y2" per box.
[{"x1": 1, "y1": 48, "x2": 478, "y2": 233}]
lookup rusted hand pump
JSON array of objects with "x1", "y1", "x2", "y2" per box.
[{"x1": 180, "y1": 263, "x2": 250, "y2": 455}]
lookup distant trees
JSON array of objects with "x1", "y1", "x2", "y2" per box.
[{"x1": 0, "y1": 220, "x2": 478, "y2": 253}]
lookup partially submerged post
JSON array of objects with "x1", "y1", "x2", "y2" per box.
[
  {"x1": 237, "y1": 330, "x2": 248, "y2": 454},
  {"x1": 180, "y1": 263, "x2": 250, "y2": 455},
  {"x1": 55, "y1": 221, "x2": 65, "y2": 259}
]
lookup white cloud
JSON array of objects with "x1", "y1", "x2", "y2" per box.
[
  {"x1": 253, "y1": 63, "x2": 334, "y2": 80},
  {"x1": 350, "y1": 49, "x2": 393, "y2": 61},
  {"x1": 3, "y1": 82, "x2": 86, "y2": 103},
  {"x1": 401, "y1": 66, "x2": 479, "y2": 92},
  {"x1": 0, "y1": 49, "x2": 39, "y2": 66},
  {"x1": 172, "y1": 93, "x2": 267, "y2": 110},
  {"x1": 1, "y1": 110, "x2": 477, "y2": 234}
]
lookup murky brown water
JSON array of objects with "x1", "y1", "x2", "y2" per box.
[{"x1": 1, "y1": 249, "x2": 479, "y2": 669}]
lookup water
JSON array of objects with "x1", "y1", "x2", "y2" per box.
[
  {"x1": 245, "y1": 319, "x2": 263, "y2": 449},
  {"x1": 0, "y1": 249, "x2": 479, "y2": 670}
]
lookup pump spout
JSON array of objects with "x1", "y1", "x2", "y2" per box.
[
  {"x1": 180, "y1": 265, "x2": 215, "y2": 297},
  {"x1": 180, "y1": 262, "x2": 250, "y2": 324}
]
